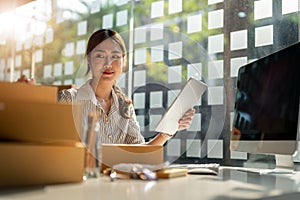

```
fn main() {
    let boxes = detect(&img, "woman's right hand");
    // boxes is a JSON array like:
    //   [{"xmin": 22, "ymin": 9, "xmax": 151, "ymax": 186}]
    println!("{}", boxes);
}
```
[{"xmin": 17, "ymin": 74, "xmax": 36, "ymax": 84}]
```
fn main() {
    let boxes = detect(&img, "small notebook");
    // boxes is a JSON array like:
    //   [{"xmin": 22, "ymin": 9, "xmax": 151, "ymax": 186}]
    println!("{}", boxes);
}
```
[{"xmin": 155, "ymin": 77, "xmax": 207, "ymax": 135}]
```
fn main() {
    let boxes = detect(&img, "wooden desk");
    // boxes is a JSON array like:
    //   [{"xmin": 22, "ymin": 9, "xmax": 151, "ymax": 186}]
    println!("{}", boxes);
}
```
[{"xmin": 1, "ymin": 167, "xmax": 300, "ymax": 200}]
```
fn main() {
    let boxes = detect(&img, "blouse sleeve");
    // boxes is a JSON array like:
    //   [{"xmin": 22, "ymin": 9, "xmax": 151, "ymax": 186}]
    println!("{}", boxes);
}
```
[
  {"xmin": 123, "ymin": 104, "xmax": 145, "ymax": 144},
  {"xmin": 57, "ymin": 89, "xmax": 76, "ymax": 103}
]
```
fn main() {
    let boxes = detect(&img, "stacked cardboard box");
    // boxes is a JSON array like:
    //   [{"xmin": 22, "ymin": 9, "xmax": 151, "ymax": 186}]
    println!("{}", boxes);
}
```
[{"xmin": 0, "ymin": 82, "xmax": 85, "ymax": 187}]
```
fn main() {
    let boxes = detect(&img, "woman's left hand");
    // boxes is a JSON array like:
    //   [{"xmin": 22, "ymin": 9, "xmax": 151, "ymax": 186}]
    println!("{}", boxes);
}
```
[
  {"xmin": 17, "ymin": 74, "xmax": 36, "ymax": 84},
  {"xmin": 178, "ymin": 108, "xmax": 195, "ymax": 131}
]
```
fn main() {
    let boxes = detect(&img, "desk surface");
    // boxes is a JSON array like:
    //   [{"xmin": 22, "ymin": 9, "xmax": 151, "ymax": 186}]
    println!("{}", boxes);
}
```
[{"xmin": 1, "ymin": 167, "xmax": 300, "ymax": 200}]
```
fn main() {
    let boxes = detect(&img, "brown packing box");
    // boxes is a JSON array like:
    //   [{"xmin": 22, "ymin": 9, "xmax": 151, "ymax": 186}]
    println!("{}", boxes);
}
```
[
  {"xmin": 0, "ymin": 81, "xmax": 58, "ymax": 103},
  {"xmin": 0, "ymin": 142, "xmax": 84, "ymax": 187},
  {"xmin": 101, "ymin": 144, "xmax": 164, "ymax": 172},
  {"xmin": 101, "ymin": 144, "xmax": 186, "ymax": 179},
  {"xmin": 0, "ymin": 82, "xmax": 85, "ymax": 187},
  {"xmin": 0, "ymin": 101, "xmax": 85, "ymax": 187},
  {"xmin": 0, "ymin": 100, "xmax": 82, "ymax": 143}
]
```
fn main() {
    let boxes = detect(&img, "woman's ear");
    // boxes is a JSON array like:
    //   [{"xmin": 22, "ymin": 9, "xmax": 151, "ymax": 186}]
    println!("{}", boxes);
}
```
[
  {"xmin": 85, "ymin": 56, "xmax": 92, "ymax": 76},
  {"xmin": 122, "ymin": 55, "xmax": 128, "ymax": 72},
  {"xmin": 87, "ymin": 56, "xmax": 91, "ymax": 66}
]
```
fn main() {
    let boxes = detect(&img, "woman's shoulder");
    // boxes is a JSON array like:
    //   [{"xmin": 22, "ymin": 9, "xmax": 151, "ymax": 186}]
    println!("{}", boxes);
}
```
[{"xmin": 57, "ymin": 88, "xmax": 78, "ymax": 103}]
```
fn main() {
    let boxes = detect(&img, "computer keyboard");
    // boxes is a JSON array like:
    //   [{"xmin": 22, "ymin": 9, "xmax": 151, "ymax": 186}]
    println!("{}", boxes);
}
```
[{"xmin": 167, "ymin": 163, "xmax": 220, "ymax": 175}]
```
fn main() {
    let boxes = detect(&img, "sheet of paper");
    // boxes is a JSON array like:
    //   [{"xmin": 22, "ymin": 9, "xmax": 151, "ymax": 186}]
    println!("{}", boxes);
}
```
[{"xmin": 154, "ymin": 77, "xmax": 207, "ymax": 135}]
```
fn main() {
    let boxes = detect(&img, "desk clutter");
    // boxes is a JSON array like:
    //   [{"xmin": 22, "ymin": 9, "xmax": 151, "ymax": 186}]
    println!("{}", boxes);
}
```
[
  {"xmin": 102, "ymin": 162, "xmax": 189, "ymax": 181},
  {"xmin": 101, "ymin": 162, "xmax": 220, "ymax": 181},
  {"xmin": 0, "ymin": 82, "xmax": 219, "ymax": 187},
  {"xmin": 0, "ymin": 82, "xmax": 85, "ymax": 187},
  {"xmin": 169, "ymin": 163, "xmax": 220, "ymax": 175},
  {"xmin": 100, "ymin": 144, "xmax": 219, "ymax": 180}
]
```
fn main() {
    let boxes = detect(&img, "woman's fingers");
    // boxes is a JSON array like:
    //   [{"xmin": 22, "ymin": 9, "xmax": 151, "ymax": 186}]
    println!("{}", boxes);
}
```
[
  {"xmin": 16, "ymin": 75, "xmax": 36, "ymax": 84},
  {"xmin": 178, "ymin": 108, "xmax": 195, "ymax": 131}
]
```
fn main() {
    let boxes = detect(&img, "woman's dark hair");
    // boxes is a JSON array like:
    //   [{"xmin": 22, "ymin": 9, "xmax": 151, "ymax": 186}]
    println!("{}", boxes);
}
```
[
  {"xmin": 85, "ymin": 29, "xmax": 127, "ymax": 75},
  {"xmin": 85, "ymin": 29, "xmax": 132, "ymax": 119}
]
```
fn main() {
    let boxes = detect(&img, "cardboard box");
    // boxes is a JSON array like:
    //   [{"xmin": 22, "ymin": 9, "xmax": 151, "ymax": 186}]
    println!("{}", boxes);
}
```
[
  {"xmin": 0, "ymin": 100, "xmax": 82, "ymax": 143},
  {"xmin": 0, "ymin": 142, "xmax": 84, "ymax": 187},
  {"xmin": 101, "ymin": 144, "xmax": 164, "ymax": 172},
  {"xmin": 0, "ymin": 100, "xmax": 85, "ymax": 187},
  {"xmin": 0, "ymin": 81, "xmax": 58, "ymax": 103},
  {"xmin": 0, "ymin": 83, "xmax": 85, "ymax": 187}
]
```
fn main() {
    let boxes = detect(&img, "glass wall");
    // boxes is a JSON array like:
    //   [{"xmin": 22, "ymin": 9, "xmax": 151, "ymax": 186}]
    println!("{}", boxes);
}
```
[{"xmin": 0, "ymin": 0, "xmax": 299, "ymax": 167}]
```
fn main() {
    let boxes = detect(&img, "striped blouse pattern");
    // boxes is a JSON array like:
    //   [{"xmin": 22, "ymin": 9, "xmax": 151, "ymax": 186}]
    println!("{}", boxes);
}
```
[{"xmin": 57, "ymin": 81, "xmax": 145, "ymax": 150}]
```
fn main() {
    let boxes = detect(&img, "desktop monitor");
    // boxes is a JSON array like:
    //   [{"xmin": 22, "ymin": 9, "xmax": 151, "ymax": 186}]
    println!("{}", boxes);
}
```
[{"xmin": 230, "ymin": 42, "xmax": 300, "ymax": 173}]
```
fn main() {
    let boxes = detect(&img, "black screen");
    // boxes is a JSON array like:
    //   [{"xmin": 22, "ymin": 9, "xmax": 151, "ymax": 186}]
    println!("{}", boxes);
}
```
[{"xmin": 232, "ymin": 42, "xmax": 300, "ymax": 141}]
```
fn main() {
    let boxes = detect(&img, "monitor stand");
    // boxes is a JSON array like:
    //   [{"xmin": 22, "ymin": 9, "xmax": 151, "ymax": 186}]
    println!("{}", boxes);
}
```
[
  {"xmin": 260, "ymin": 154, "xmax": 295, "ymax": 174},
  {"xmin": 238, "ymin": 154, "xmax": 295, "ymax": 175}
]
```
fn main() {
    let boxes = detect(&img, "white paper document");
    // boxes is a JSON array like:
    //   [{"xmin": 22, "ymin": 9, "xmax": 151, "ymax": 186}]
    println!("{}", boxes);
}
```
[{"xmin": 154, "ymin": 77, "xmax": 207, "ymax": 135}]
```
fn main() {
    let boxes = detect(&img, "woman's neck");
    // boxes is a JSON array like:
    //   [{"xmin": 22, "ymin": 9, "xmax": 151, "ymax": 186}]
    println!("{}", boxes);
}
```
[{"xmin": 90, "ymin": 80, "xmax": 113, "ymax": 99}]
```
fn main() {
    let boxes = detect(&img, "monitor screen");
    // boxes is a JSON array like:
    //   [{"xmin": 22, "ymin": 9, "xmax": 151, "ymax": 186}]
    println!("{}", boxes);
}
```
[{"xmin": 231, "ymin": 42, "xmax": 300, "ymax": 156}]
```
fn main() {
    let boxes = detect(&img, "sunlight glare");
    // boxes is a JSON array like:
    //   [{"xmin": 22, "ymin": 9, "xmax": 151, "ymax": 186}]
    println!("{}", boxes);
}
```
[{"xmin": 0, "ymin": 1, "xmax": 47, "ymax": 43}]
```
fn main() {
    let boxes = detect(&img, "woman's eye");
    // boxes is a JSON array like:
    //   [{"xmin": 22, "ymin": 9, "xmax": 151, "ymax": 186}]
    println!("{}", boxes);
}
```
[
  {"xmin": 96, "ymin": 54, "xmax": 105, "ymax": 58},
  {"xmin": 112, "ymin": 55, "xmax": 121, "ymax": 59}
]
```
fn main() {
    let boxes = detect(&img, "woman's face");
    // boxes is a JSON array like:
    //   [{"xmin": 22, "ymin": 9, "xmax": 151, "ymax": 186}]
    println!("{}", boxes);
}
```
[{"xmin": 88, "ymin": 38, "xmax": 124, "ymax": 85}]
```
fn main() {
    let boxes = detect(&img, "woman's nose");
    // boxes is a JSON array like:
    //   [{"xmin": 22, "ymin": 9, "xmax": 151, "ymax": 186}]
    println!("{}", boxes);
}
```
[{"xmin": 104, "ymin": 57, "xmax": 113, "ymax": 67}]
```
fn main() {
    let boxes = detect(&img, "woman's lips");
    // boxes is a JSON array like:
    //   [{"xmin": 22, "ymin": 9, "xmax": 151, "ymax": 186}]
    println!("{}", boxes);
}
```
[{"xmin": 103, "ymin": 71, "xmax": 114, "ymax": 75}]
